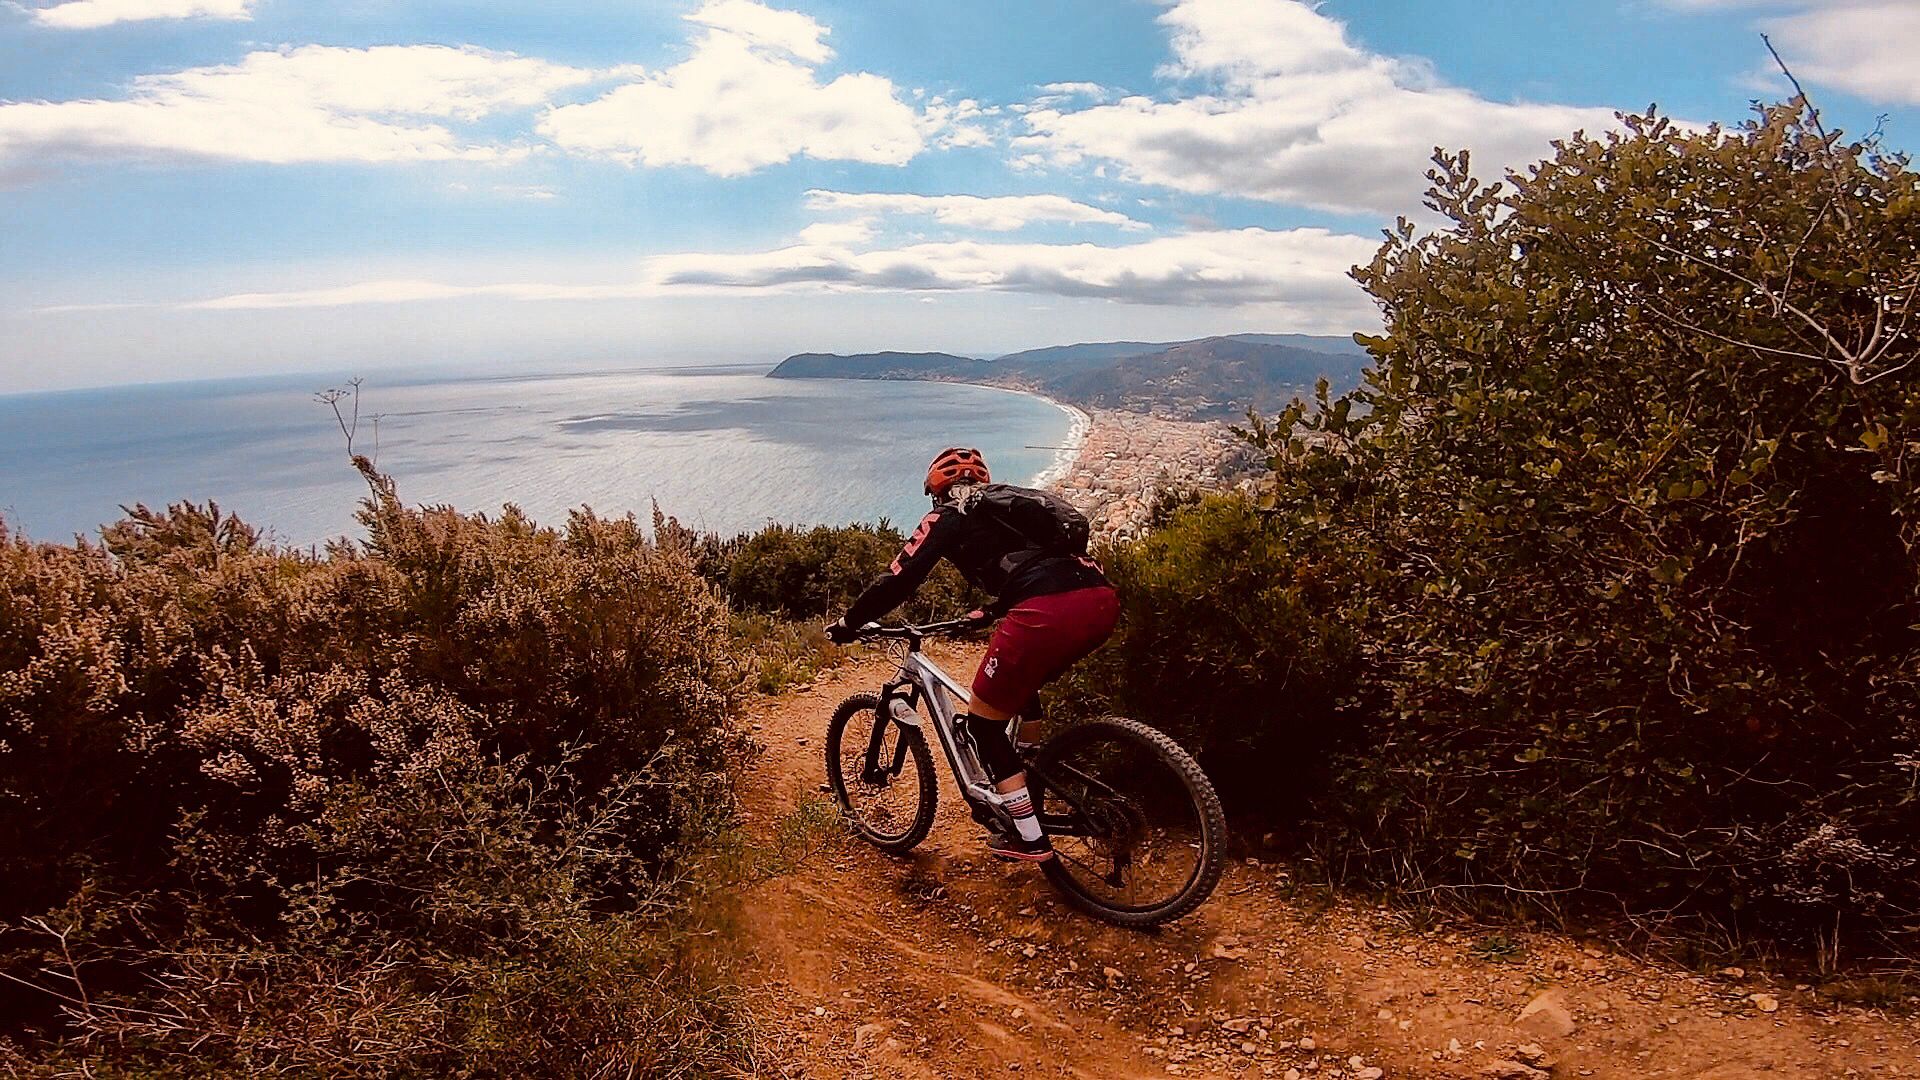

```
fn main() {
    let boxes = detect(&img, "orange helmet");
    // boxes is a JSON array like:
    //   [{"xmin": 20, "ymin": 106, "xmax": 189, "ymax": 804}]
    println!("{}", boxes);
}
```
[{"xmin": 925, "ymin": 446, "xmax": 990, "ymax": 498}]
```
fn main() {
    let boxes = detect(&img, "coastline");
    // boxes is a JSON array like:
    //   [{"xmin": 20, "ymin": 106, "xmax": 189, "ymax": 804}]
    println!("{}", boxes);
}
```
[
  {"xmin": 1026, "ymin": 394, "xmax": 1092, "ymax": 491},
  {"xmin": 923, "ymin": 378, "xmax": 1247, "ymax": 543},
  {"xmin": 942, "ymin": 380, "xmax": 1091, "ymax": 490}
]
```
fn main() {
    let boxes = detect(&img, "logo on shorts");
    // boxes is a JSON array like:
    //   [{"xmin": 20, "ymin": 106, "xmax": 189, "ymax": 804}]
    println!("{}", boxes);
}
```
[{"xmin": 984, "ymin": 656, "xmax": 999, "ymax": 679}]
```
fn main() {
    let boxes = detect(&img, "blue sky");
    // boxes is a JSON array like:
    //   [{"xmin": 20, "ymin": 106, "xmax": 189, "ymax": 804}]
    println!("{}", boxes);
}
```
[{"xmin": 2, "ymin": 0, "xmax": 1915, "ymax": 392}]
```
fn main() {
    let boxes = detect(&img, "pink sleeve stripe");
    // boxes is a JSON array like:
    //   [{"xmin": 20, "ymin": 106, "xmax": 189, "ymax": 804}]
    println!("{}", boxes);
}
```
[{"xmin": 889, "ymin": 511, "xmax": 940, "ymax": 575}]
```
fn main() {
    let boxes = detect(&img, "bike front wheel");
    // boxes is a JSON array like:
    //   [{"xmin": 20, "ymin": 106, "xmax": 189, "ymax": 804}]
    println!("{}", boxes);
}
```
[
  {"xmin": 1029, "ymin": 717, "xmax": 1226, "ymax": 927},
  {"xmin": 824, "ymin": 693, "xmax": 937, "ymax": 854}
]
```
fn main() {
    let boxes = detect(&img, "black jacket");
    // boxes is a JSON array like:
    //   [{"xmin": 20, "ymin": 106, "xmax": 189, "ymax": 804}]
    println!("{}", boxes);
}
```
[{"xmin": 842, "ymin": 499, "xmax": 1108, "ymax": 628}]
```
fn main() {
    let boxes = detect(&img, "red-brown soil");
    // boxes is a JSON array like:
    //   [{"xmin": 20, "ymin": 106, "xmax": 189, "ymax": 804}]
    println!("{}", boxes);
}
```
[{"xmin": 718, "ymin": 646, "xmax": 1919, "ymax": 1079}]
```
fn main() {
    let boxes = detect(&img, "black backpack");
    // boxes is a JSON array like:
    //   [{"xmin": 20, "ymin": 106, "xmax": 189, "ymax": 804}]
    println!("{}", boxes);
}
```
[{"xmin": 962, "ymin": 483, "xmax": 1091, "ymax": 569}]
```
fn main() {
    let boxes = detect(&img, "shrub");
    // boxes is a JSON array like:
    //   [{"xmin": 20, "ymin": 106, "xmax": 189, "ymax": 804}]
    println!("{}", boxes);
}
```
[
  {"xmin": 1305, "ymin": 102, "xmax": 1920, "ymax": 946},
  {"xmin": 648, "ymin": 511, "xmax": 981, "ymax": 699},
  {"xmin": 726, "ymin": 612, "xmax": 854, "ymax": 696},
  {"xmin": 689, "ymin": 517, "xmax": 979, "ymax": 623},
  {"xmin": 4, "ymin": 756, "xmax": 753, "ymax": 1077},
  {"xmin": 1065, "ymin": 101, "xmax": 1920, "ymax": 952},
  {"xmin": 1046, "ymin": 496, "xmax": 1363, "ymax": 813},
  {"xmin": 0, "ymin": 465, "xmax": 751, "ymax": 1073},
  {"xmin": 722, "ymin": 521, "xmax": 904, "ymax": 618}
]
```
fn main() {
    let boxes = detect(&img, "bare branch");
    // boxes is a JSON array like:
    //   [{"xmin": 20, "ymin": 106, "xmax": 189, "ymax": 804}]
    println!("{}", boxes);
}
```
[
  {"xmin": 1634, "ymin": 228, "xmax": 1857, "ymax": 356},
  {"xmin": 1763, "ymin": 33, "xmax": 1856, "ymax": 233},
  {"xmin": 1641, "ymin": 301, "xmax": 1833, "ymax": 364}
]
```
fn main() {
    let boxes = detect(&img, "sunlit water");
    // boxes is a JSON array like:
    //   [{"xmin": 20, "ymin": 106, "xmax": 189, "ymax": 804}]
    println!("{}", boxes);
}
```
[{"xmin": 0, "ymin": 365, "xmax": 1075, "ymax": 547}]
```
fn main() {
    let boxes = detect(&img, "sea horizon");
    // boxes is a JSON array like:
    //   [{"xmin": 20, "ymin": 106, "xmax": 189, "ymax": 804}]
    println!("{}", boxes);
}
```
[{"xmin": 0, "ymin": 364, "xmax": 1081, "ymax": 548}]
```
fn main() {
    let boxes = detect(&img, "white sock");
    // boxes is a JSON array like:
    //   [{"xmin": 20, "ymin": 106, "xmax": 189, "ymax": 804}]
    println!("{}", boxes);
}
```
[{"xmin": 1001, "ymin": 786, "xmax": 1043, "ymax": 841}]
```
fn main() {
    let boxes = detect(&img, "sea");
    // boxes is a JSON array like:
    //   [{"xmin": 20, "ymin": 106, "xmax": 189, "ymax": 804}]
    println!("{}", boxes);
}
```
[{"xmin": 0, "ymin": 365, "xmax": 1082, "ymax": 548}]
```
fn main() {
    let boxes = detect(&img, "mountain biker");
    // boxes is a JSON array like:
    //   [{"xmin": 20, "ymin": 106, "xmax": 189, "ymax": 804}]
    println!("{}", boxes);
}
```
[{"xmin": 825, "ymin": 446, "xmax": 1119, "ymax": 863}]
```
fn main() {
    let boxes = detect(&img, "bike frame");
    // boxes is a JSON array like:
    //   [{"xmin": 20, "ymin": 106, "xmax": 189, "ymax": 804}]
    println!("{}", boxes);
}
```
[
  {"xmin": 876, "ymin": 642, "xmax": 1002, "ymax": 812},
  {"xmin": 839, "ymin": 621, "xmax": 1224, "ymax": 924},
  {"xmin": 861, "ymin": 627, "xmax": 1088, "ymax": 835}
]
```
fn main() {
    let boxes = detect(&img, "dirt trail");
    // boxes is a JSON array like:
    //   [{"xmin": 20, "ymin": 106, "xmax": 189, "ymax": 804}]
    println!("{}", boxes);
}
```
[{"xmin": 722, "ymin": 646, "xmax": 1919, "ymax": 1079}]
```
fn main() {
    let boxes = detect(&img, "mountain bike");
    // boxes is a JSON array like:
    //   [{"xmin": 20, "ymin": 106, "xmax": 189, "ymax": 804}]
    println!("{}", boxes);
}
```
[{"xmin": 823, "ymin": 618, "xmax": 1226, "ymax": 927}]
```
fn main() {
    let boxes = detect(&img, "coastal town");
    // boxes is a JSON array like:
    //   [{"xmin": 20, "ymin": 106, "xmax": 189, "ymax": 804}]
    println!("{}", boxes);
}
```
[{"xmin": 1049, "ymin": 407, "xmax": 1257, "ymax": 542}]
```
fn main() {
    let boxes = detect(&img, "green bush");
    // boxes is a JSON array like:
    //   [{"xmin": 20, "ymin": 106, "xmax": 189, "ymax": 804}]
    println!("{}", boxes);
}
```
[
  {"xmin": 647, "ymin": 512, "xmax": 981, "ymax": 700},
  {"xmin": 1047, "ymin": 496, "xmax": 1362, "ymax": 812},
  {"xmin": 0, "ymin": 467, "xmax": 751, "ymax": 1073},
  {"xmin": 685, "ymin": 517, "xmax": 979, "ymax": 623},
  {"xmin": 1064, "ymin": 101, "xmax": 1920, "ymax": 951},
  {"xmin": 722, "ymin": 521, "xmax": 903, "ymax": 618}
]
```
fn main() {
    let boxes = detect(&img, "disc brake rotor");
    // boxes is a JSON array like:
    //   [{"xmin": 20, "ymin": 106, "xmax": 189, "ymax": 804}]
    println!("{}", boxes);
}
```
[{"xmin": 1077, "ymin": 794, "xmax": 1149, "ymax": 886}]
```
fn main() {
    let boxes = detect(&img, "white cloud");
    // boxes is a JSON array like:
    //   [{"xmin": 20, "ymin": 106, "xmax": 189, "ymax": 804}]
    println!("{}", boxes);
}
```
[
  {"xmin": 1014, "ymin": 0, "xmax": 1624, "ymax": 216},
  {"xmin": 181, "ymin": 277, "xmax": 661, "ymax": 309},
  {"xmin": 921, "ymin": 95, "xmax": 998, "ymax": 149},
  {"xmin": 495, "ymin": 184, "xmax": 559, "ymax": 200},
  {"xmin": 149, "ymin": 226, "xmax": 1379, "ymax": 315},
  {"xmin": 26, "ymin": 0, "xmax": 250, "ymax": 29},
  {"xmin": 1159, "ymin": 0, "xmax": 1362, "ymax": 81},
  {"xmin": 1037, "ymin": 82, "xmax": 1111, "ymax": 99},
  {"xmin": 650, "ymin": 227, "xmax": 1374, "ymax": 308},
  {"xmin": 4, "ymin": 3, "xmax": 975, "ymax": 178},
  {"xmin": 685, "ymin": 0, "xmax": 832, "ymax": 64},
  {"xmin": 538, "ymin": 0, "xmax": 929, "ymax": 175},
  {"xmin": 1032, "ymin": 82, "xmax": 1114, "ymax": 109},
  {"xmin": 797, "ymin": 219, "xmax": 876, "ymax": 246},
  {"xmin": 1761, "ymin": 3, "xmax": 1920, "ymax": 106},
  {"xmin": 1656, "ymin": 0, "xmax": 1920, "ymax": 106},
  {"xmin": 191, "ymin": 280, "xmax": 515, "ymax": 310},
  {"xmin": 146, "ymin": 44, "xmax": 612, "ymax": 121},
  {"xmin": 0, "ymin": 45, "xmax": 613, "ymax": 166},
  {"xmin": 803, "ymin": 190, "xmax": 1147, "ymax": 231}
]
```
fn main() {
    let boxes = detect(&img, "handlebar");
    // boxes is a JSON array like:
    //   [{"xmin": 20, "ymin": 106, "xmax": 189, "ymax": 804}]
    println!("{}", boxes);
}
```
[{"xmin": 854, "ymin": 616, "xmax": 987, "ymax": 641}]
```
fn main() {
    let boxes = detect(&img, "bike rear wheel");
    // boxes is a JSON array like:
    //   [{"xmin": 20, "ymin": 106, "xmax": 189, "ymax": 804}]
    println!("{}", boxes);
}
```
[
  {"xmin": 1029, "ymin": 717, "xmax": 1225, "ymax": 927},
  {"xmin": 825, "ymin": 693, "xmax": 937, "ymax": 854}
]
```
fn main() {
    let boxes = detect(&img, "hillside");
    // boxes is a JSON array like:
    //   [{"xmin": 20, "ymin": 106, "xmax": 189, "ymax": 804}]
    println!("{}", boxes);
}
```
[
  {"xmin": 989, "ymin": 332, "xmax": 1366, "ymax": 366},
  {"xmin": 1043, "ymin": 337, "xmax": 1366, "ymax": 415},
  {"xmin": 766, "ymin": 333, "xmax": 1372, "ymax": 418},
  {"xmin": 765, "ymin": 350, "xmax": 991, "ymax": 380}
]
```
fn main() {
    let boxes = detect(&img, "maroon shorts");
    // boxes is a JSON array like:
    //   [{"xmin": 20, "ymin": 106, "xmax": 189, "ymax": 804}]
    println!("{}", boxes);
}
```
[{"xmin": 971, "ymin": 586, "xmax": 1120, "ymax": 715}]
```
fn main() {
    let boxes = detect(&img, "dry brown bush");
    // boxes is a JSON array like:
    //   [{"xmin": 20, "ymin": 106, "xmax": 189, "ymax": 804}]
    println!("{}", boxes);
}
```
[{"xmin": 1, "ymin": 465, "xmax": 755, "ymax": 1075}]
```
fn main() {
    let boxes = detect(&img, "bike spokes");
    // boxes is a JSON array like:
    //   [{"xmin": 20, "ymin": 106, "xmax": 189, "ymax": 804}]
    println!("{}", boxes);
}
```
[
  {"xmin": 1035, "ymin": 725, "xmax": 1211, "ymax": 916},
  {"xmin": 827, "ymin": 693, "xmax": 937, "ymax": 851}
]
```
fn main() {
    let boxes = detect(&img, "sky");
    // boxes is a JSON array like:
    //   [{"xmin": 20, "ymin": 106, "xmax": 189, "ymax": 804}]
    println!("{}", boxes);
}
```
[{"xmin": 1, "ymin": 0, "xmax": 1916, "ymax": 392}]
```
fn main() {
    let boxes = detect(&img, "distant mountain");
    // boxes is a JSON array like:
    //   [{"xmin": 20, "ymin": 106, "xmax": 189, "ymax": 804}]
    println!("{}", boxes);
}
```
[
  {"xmin": 989, "ymin": 341, "xmax": 1173, "ymax": 366},
  {"xmin": 1220, "ymin": 333, "xmax": 1368, "ymax": 356},
  {"xmin": 1038, "ymin": 337, "xmax": 1367, "ymax": 417},
  {"xmin": 989, "ymin": 332, "xmax": 1363, "ymax": 366},
  {"xmin": 768, "ymin": 333, "xmax": 1373, "ymax": 419},
  {"xmin": 765, "ymin": 351, "xmax": 989, "ymax": 379}
]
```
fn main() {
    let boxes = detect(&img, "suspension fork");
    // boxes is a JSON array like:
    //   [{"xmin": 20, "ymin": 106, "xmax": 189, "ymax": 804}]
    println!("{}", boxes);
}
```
[{"xmin": 862, "ymin": 677, "xmax": 917, "ymax": 783}]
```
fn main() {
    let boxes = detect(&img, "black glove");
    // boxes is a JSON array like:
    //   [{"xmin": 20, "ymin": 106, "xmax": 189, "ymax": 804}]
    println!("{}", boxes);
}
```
[
  {"xmin": 959, "ymin": 608, "xmax": 994, "ymax": 636},
  {"xmin": 824, "ymin": 619, "xmax": 858, "ymax": 644}
]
